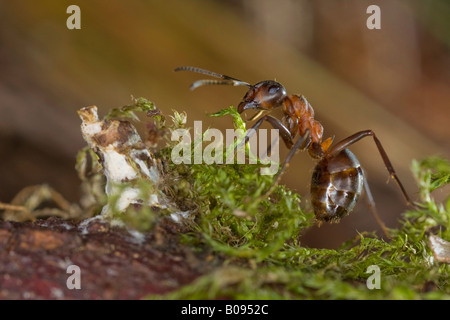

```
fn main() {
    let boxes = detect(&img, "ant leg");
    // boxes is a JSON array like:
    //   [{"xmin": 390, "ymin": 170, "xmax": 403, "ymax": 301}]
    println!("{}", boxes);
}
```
[
  {"xmin": 252, "ymin": 115, "xmax": 294, "ymax": 149},
  {"xmin": 326, "ymin": 130, "xmax": 414, "ymax": 207},
  {"xmin": 259, "ymin": 133, "xmax": 280, "ymax": 160},
  {"xmin": 274, "ymin": 129, "xmax": 311, "ymax": 183},
  {"xmin": 227, "ymin": 115, "xmax": 295, "ymax": 163},
  {"xmin": 264, "ymin": 130, "xmax": 311, "ymax": 197},
  {"xmin": 247, "ymin": 110, "xmax": 265, "ymax": 122},
  {"xmin": 362, "ymin": 169, "xmax": 391, "ymax": 238}
]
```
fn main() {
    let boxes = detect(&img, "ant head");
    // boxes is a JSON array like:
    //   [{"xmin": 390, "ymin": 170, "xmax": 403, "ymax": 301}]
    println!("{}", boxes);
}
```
[
  {"xmin": 175, "ymin": 67, "xmax": 288, "ymax": 114},
  {"xmin": 238, "ymin": 80, "xmax": 287, "ymax": 113}
]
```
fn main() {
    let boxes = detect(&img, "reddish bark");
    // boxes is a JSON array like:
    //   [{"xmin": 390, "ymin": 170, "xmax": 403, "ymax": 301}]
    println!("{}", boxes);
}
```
[{"xmin": 0, "ymin": 217, "xmax": 207, "ymax": 299}]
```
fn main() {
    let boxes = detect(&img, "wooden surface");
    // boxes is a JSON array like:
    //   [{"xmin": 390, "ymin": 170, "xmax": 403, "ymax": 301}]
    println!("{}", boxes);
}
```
[{"xmin": 0, "ymin": 217, "xmax": 205, "ymax": 299}]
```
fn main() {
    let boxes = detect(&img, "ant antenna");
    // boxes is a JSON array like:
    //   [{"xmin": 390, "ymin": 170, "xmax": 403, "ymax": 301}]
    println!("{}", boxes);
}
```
[{"xmin": 175, "ymin": 66, "xmax": 251, "ymax": 91}]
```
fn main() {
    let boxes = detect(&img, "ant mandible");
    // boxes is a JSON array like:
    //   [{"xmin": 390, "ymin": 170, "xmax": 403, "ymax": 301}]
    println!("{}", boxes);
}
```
[{"xmin": 175, "ymin": 66, "xmax": 415, "ymax": 237}]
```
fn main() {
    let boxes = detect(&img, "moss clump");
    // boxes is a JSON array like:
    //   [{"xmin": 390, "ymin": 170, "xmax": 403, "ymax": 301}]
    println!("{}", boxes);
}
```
[
  {"xmin": 151, "ymin": 152, "xmax": 450, "ymax": 299},
  {"xmin": 152, "ymin": 103, "xmax": 450, "ymax": 299},
  {"xmin": 155, "ymin": 105, "xmax": 314, "ymax": 260},
  {"xmin": 78, "ymin": 97, "xmax": 450, "ymax": 299},
  {"xmin": 175, "ymin": 162, "xmax": 314, "ymax": 260}
]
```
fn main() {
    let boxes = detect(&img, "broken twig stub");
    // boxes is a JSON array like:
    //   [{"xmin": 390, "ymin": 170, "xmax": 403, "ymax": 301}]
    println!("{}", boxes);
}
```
[{"xmin": 78, "ymin": 106, "xmax": 169, "ymax": 216}]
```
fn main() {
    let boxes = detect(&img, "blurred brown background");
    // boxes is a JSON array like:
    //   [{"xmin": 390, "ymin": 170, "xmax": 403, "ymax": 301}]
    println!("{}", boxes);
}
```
[{"xmin": 0, "ymin": 0, "xmax": 449, "ymax": 248}]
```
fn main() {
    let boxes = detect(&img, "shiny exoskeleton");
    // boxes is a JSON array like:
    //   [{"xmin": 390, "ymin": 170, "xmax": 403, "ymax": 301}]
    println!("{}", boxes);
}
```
[
  {"xmin": 311, "ymin": 148, "xmax": 363, "ymax": 222},
  {"xmin": 175, "ymin": 66, "xmax": 414, "ymax": 235}
]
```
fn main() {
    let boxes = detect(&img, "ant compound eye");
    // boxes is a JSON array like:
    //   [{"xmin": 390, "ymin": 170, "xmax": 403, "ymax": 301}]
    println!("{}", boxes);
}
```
[
  {"xmin": 268, "ymin": 85, "xmax": 279, "ymax": 94},
  {"xmin": 238, "ymin": 80, "xmax": 287, "ymax": 112},
  {"xmin": 263, "ymin": 81, "xmax": 287, "ymax": 103}
]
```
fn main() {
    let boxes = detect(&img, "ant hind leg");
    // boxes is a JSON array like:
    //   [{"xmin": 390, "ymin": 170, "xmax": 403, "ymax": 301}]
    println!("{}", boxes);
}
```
[
  {"xmin": 326, "ymin": 130, "xmax": 415, "ymax": 208},
  {"xmin": 362, "ymin": 169, "xmax": 391, "ymax": 238}
]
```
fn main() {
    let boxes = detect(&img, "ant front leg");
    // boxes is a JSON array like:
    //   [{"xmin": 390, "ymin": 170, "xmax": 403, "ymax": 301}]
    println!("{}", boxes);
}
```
[
  {"xmin": 326, "ymin": 130, "xmax": 415, "ymax": 208},
  {"xmin": 228, "ymin": 115, "xmax": 295, "ymax": 163},
  {"xmin": 229, "ymin": 115, "xmax": 311, "ymax": 197}
]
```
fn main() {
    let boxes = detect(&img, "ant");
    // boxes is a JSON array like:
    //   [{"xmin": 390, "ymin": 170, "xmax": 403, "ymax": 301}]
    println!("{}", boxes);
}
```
[{"xmin": 175, "ymin": 66, "xmax": 415, "ymax": 237}]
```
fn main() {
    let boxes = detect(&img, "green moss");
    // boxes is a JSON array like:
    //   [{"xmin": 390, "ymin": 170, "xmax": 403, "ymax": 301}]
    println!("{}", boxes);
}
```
[
  {"xmin": 156, "ymin": 105, "xmax": 314, "ymax": 260},
  {"xmin": 104, "ymin": 96, "xmax": 157, "ymax": 121},
  {"xmin": 151, "ymin": 105, "xmax": 450, "ymax": 300},
  {"xmin": 81, "ymin": 98, "xmax": 450, "ymax": 299}
]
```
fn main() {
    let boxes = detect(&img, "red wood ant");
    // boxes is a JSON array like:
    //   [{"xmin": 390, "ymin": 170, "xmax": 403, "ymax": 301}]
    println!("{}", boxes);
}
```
[{"xmin": 175, "ymin": 66, "xmax": 415, "ymax": 237}]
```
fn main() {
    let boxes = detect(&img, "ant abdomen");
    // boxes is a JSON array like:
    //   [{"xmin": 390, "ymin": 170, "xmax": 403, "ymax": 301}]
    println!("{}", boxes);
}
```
[{"xmin": 311, "ymin": 149, "xmax": 364, "ymax": 223}]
